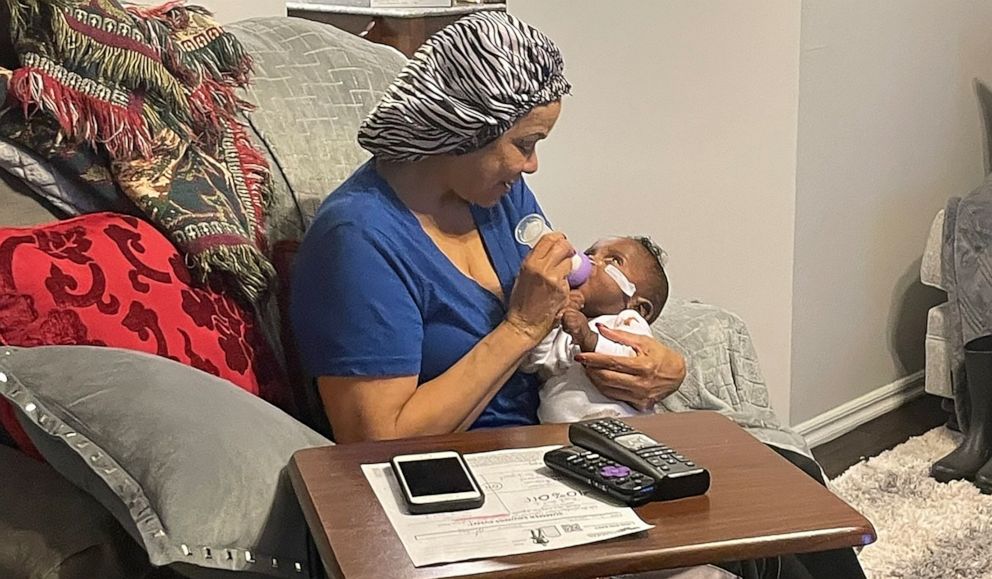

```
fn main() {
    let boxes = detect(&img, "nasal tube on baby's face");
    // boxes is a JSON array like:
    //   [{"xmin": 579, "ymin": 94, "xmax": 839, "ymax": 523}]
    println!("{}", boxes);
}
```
[{"xmin": 515, "ymin": 214, "xmax": 590, "ymax": 288}]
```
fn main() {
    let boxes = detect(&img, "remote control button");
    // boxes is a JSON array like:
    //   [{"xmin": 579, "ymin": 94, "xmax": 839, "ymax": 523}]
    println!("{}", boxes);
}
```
[
  {"xmin": 599, "ymin": 465, "xmax": 632, "ymax": 478},
  {"xmin": 648, "ymin": 457, "xmax": 664, "ymax": 465},
  {"xmin": 661, "ymin": 465, "xmax": 670, "ymax": 471},
  {"xmin": 686, "ymin": 462, "xmax": 696, "ymax": 467}
]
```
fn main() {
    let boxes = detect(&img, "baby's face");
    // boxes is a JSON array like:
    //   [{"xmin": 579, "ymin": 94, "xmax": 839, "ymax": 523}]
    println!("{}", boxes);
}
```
[{"xmin": 576, "ymin": 237, "xmax": 654, "ymax": 318}]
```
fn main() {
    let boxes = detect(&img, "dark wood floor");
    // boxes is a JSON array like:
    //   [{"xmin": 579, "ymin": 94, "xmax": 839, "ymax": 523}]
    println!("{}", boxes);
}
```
[{"xmin": 812, "ymin": 394, "xmax": 950, "ymax": 478}]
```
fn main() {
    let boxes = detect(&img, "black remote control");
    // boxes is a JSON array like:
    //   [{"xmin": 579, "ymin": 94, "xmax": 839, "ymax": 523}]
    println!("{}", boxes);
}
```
[
  {"xmin": 569, "ymin": 418, "xmax": 710, "ymax": 501},
  {"xmin": 544, "ymin": 446, "xmax": 658, "ymax": 507}
]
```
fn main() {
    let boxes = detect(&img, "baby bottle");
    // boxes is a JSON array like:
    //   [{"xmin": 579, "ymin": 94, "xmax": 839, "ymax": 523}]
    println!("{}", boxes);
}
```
[{"xmin": 514, "ymin": 213, "xmax": 592, "ymax": 288}]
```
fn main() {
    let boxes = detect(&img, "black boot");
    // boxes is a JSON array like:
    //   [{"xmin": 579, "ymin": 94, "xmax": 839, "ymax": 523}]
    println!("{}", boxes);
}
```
[
  {"xmin": 931, "ymin": 336, "xmax": 992, "ymax": 482},
  {"xmin": 975, "ymin": 455, "xmax": 992, "ymax": 493}
]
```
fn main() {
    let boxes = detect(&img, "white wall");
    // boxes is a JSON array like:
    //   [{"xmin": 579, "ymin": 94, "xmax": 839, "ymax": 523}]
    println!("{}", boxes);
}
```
[
  {"xmin": 791, "ymin": 0, "xmax": 992, "ymax": 423},
  {"xmin": 197, "ymin": 0, "xmax": 284, "ymax": 23},
  {"xmin": 510, "ymin": 0, "xmax": 802, "ymax": 422}
]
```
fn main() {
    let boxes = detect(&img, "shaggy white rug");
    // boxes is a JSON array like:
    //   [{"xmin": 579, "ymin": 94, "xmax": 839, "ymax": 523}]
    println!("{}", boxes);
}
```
[{"xmin": 829, "ymin": 427, "xmax": 992, "ymax": 579}]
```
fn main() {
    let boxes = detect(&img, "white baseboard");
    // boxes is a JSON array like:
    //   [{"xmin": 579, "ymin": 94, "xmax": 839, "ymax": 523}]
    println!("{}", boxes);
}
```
[{"xmin": 793, "ymin": 371, "xmax": 926, "ymax": 448}]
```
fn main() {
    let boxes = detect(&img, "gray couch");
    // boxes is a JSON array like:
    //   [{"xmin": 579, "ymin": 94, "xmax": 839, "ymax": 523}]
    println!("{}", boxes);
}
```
[
  {"xmin": 920, "ymin": 79, "xmax": 992, "ymax": 401},
  {"xmin": 921, "ymin": 79, "xmax": 992, "ymax": 406},
  {"xmin": 0, "ymin": 16, "xmax": 810, "ymax": 579}
]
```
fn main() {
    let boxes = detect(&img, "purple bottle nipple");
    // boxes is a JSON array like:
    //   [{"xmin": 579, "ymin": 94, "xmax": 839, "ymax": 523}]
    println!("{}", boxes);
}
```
[
  {"xmin": 567, "ymin": 252, "xmax": 592, "ymax": 288},
  {"xmin": 515, "ymin": 213, "xmax": 591, "ymax": 288}
]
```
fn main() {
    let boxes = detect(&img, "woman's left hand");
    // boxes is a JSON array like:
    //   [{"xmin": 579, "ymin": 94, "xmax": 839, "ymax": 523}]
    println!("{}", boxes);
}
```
[{"xmin": 574, "ymin": 325, "xmax": 686, "ymax": 411}]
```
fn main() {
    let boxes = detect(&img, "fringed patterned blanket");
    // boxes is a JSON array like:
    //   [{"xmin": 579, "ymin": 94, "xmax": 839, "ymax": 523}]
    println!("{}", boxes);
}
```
[{"xmin": 0, "ymin": 0, "xmax": 273, "ymax": 303}]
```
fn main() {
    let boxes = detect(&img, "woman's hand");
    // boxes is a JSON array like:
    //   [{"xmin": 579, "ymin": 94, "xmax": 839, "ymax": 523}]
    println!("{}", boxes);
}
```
[
  {"xmin": 575, "ymin": 325, "xmax": 686, "ymax": 410},
  {"xmin": 505, "ymin": 232, "xmax": 574, "ymax": 343}
]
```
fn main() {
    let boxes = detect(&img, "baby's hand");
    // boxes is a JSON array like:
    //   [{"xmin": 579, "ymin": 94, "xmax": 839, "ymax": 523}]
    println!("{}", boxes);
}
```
[
  {"xmin": 561, "ymin": 308, "xmax": 598, "ymax": 352},
  {"xmin": 566, "ymin": 290, "xmax": 585, "ymax": 311}
]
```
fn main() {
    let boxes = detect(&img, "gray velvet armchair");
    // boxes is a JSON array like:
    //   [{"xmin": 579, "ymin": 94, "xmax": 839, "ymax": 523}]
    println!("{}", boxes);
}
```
[
  {"xmin": 922, "ymin": 80, "xmax": 992, "ymax": 406},
  {"xmin": 0, "ymin": 16, "xmax": 809, "ymax": 579}
]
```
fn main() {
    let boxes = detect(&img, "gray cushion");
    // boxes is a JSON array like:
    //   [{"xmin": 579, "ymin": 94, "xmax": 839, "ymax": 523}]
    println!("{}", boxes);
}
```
[
  {"xmin": 0, "ymin": 170, "xmax": 60, "ymax": 227},
  {"xmin": 0, "ymin": 346, "xmax": 331, "ymax": 578},
  {"xmin": 228, "ymin": 17, "xmax": 406, "ymax": 237},
  {"xmin": 0, "ymin": 444, "xmax": 155, "ymax": 579},
  {"xmin": 0, "ymin": 136, "xmax": 126, "ymax": 218}
]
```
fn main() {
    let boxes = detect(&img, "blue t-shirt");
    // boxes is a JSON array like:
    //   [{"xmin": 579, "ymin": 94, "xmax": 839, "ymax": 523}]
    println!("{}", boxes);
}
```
[{"xmin": 290, "ymin": 160, "xmax": 545, "ymax": 429}]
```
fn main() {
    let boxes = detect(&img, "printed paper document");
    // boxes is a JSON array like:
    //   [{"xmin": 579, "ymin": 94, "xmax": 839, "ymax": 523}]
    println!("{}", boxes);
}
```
[{"xmin": 361, "ymin": 445, "xmax": 652, "ymax": 567}]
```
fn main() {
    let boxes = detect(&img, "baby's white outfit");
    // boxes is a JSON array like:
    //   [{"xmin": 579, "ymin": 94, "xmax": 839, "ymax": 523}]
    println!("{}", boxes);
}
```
[{"xmin": 522, "ymin": 309, "xmax": 653, "ymax": 424}]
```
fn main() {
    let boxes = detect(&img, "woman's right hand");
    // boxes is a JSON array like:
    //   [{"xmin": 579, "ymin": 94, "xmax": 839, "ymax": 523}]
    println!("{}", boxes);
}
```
[{"xmin": 505, "ymin": 232, "xmax": 575, "ymax": 343}]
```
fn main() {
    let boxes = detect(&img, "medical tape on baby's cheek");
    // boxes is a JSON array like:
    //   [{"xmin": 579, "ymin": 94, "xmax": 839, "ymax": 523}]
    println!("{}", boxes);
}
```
[{"xmin": 604, "ymin": 264, "xmax": 636, "ymax": 297}]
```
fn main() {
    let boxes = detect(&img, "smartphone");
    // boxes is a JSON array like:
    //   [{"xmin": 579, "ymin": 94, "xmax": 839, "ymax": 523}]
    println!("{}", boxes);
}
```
[{"xmin": 390, "ymin": 450, "xmax": 485, "ymax": 514}]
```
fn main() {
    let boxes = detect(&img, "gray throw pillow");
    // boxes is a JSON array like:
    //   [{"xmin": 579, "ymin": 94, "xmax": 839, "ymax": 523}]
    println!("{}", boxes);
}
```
[{"xmin": 0, "ymin": 345, "xmax": 331, "ymax": 578}]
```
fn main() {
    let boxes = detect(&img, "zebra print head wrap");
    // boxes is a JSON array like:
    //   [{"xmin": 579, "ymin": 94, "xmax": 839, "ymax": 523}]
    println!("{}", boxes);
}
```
[{"xmin": 358, "ymin": 12, "xmax": 571, "ymax": 162}]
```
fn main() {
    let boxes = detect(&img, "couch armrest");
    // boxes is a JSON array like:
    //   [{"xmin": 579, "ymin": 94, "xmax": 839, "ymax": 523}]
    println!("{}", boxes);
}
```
[
  {"xmin": 651, "ymin": 298, "xmax": 811, "ymax": 458},
  {"xmin": 0, "ymin": 445, "xmax": 153, "ymax": 579},
  {"xmin": 921, "ymin": 209, "xmax": 945, "ymax": 289}
]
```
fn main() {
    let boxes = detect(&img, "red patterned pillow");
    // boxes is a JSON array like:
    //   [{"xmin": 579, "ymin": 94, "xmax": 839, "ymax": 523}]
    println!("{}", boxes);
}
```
[{"xmin": 0, "ymin": 212, "xmax": 291, "ymax": 458}]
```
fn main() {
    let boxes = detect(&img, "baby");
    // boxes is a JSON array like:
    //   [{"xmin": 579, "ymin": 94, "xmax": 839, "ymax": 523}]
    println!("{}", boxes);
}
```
[{"xmin": 522, "ymin": 236, "xmax": 670, "ymax": 423}]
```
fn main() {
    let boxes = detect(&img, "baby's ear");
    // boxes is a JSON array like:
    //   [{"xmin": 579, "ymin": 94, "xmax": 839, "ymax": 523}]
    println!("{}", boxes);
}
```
[{"xmin": 631, "ymin": 296, "xmax": 654, "ymax": 322}]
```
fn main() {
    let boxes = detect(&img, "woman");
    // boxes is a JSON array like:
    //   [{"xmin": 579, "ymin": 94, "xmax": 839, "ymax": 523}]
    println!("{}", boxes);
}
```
[
  {"xmin": 290, "ymin": 12, "xmax": 684, "ymax": 443},
  {"xmin": 290, "ymin": 13, "xmax": 864, "ymax": 579}
]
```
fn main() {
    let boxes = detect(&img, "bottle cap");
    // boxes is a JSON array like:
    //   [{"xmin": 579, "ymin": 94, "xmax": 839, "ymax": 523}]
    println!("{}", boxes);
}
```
[{"xmin": 514, "ymin": 213, "xmax": 551, "ymax": 248}]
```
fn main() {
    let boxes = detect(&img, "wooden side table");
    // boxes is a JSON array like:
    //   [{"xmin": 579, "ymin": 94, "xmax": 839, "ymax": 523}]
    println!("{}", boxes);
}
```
[
  {"xmin": 286, "ymin": 2, "xmax": 507, "ymax": 57},
  {"xmin": 290, "ymin": 411, "xmax": 875, "ymax": 578}
]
